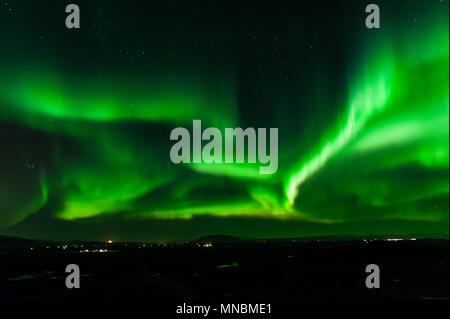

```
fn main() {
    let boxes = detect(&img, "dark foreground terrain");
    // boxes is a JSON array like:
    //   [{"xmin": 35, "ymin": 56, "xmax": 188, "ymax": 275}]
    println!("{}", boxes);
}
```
[{"xmin": 0, "ymin": 237, "xmax": 448, "ymax": 300}]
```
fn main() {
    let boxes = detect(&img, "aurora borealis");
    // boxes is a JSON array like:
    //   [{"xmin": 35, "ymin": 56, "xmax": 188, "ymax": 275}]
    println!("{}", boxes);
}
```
[{"xmin": 0, "ymin": 0, "xmax": 448, "ymax": 241}]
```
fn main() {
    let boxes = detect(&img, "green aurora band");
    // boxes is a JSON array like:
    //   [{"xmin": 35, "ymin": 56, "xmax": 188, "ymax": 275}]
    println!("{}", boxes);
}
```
[{"xmin": 0, "ymin": 0, "xmax": 448, "ymax": 239}]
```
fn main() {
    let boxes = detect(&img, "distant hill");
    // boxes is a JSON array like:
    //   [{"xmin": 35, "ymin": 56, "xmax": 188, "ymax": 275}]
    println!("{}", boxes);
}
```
[
  {"xmin": 0, "ymin": 235, "xmax": 36, "ymax": 251},
  {"xmin": 193, "ymin": 235, "xmax": 241, "ymax": 244}
]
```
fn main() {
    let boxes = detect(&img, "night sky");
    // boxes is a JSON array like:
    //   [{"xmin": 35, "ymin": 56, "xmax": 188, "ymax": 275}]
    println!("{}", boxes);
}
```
[{"xmin": 0, "ymin": 0, "xmax": 448, "ymax": 242}]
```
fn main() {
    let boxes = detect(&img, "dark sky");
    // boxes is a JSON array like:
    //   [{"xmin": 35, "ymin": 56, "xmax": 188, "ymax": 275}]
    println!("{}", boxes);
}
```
[{"xmin": 0, "ymin": 0, "xmax": 448, "ymax": 241}]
